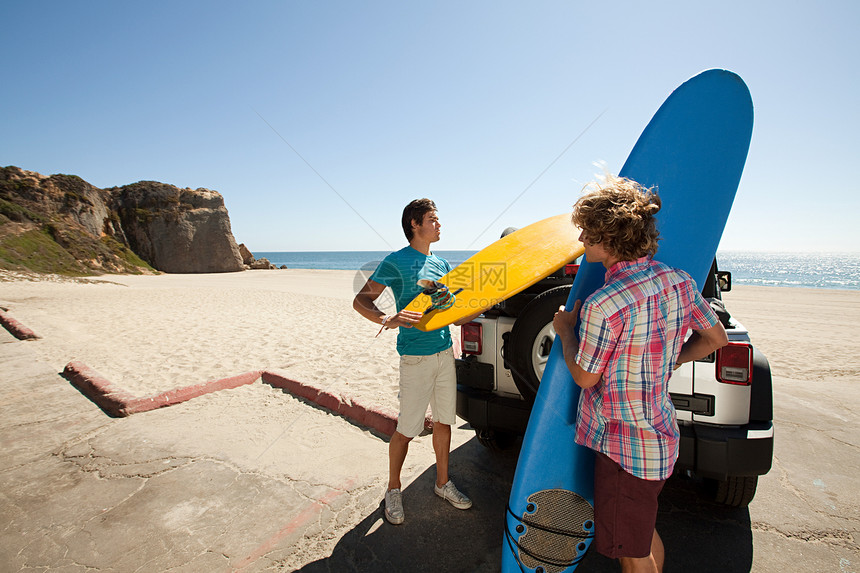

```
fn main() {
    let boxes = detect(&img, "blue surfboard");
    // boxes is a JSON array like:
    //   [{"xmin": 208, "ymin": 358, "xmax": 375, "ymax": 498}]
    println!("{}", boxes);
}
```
[{"xmin": 502, "ymin": 69, "xmax": 753, "ymax": 572}]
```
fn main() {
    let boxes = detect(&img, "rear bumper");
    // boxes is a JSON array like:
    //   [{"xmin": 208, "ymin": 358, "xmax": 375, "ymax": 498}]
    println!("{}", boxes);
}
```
[
  {"xmin": 456, "ymin": 383, "xmax": 531, "ymax": 435},
  {"xmin": 676, "ymin": 421, "xmax": 774, "ymax": 481},
  {"xmin": 455, "ymin": 356, "xmax": 531, "ymax": 434}
]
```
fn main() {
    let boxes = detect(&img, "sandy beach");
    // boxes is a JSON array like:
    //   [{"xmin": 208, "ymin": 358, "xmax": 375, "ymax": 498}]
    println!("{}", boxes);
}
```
[
  {"xmin": 0, "ymin": 269, "xmax": 427, "ymax": 417},
  {"xmin": 1, "ymin": 268, "xmax": 857, "ymax": 404}
]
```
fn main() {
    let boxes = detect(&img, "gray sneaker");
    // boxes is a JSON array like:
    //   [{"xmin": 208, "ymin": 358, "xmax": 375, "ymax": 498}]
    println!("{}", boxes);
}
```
[
  {"xmin": 384, "ymin": 488, "xmax": 404, "ymax": 525},
  {"xmin": 434, "ymin": 480, "xmax": 472, "ymax": 510}
]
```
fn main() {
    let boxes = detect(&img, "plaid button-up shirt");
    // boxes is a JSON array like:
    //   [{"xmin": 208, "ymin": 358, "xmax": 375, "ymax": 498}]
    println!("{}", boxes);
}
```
[{"xmin": 574, "ymin": 257, "xmax": 718, "ymax": 481}]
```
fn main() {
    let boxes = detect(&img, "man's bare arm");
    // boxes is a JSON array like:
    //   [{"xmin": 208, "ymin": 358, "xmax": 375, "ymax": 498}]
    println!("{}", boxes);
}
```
[
  {"xmin": 553, "ymin": 301, "xmax": 603, "ymax": 389},
  {"xmin": 353, "ymin": 279, "xmax": 421, "ymax": 328},
  {"xmin": 675, "ymin": 322, "xmax": 729, "ymax": 367}
]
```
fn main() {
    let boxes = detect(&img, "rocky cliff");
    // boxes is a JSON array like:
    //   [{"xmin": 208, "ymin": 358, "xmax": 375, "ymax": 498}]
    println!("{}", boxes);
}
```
[
  {"xmin": 0, "ymin": 166, "xmax": 245, "ymax": 274},
  {"xmin": 108, "ymin": 181, "xmax": 244, "ymax": 273}
]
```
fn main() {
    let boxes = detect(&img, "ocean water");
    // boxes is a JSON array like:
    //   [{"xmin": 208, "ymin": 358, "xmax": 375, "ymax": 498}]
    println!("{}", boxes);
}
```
[
  {"xmin": 254, "ymin": 251, "xmax": 860, "ymax": 291},
  {"xmin": 255, "ymin": 251, "xmax": 478, "ymax": 272},
  {"xmin": 716, "ymin": 251, "xmax": 860, "ymax": 291}
]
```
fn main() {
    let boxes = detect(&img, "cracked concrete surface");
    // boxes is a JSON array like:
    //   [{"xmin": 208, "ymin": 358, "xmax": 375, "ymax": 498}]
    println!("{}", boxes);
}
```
[
  {"xmin": 0, "ymin": 329, "xmax": 435, "ymax": 571},
  {"xmin": 2, "ymin": 321, "xmax": 859, "ymax": 571}
]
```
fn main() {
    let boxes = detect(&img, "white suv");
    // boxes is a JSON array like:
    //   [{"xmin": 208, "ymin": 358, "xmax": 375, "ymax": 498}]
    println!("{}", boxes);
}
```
[{"xmin": 455, "ymin": 258, "xmax": 774, "ymax": 507}]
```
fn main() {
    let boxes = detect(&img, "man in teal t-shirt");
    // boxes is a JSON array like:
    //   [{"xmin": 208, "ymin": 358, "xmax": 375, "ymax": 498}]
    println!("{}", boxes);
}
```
[
  {"xmin": 369, "ymin": 246, "xmax": 452, "ymax": 356},
  {"xmin": 354, "ymin": 198, "xmax": 473, "ymax": 525}
]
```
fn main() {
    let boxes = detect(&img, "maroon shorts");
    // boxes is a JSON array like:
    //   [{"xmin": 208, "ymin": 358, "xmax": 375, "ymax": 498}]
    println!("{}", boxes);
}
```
[{"xmin": 593, "ymin": 452, "xmax": 666, "ymax": 559}]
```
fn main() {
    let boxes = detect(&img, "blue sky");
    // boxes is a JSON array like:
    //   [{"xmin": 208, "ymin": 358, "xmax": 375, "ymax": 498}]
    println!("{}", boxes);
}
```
[{"xmin": 2, "ymin": 1, "xmax": 857, "ymax": 252}]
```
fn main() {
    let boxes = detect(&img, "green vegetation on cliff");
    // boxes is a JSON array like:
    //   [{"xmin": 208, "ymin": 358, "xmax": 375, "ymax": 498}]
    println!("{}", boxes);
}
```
[
  {"xmin": 0, "ymin": 174, "xmax": 156, "ymax": 276},
  {"xmin": 0, "ymin": 227, "xmax": 88, "ymax": 275},
  {"xmin": 0, "ymin": 222, "xmax": 155, "ymax": 276}
]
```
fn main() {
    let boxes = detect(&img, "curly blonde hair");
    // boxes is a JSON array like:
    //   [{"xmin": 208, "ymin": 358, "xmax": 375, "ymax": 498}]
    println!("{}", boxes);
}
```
[{"xmin": 572, "ymin": 175, "xmax": 661, "ymax": 261}]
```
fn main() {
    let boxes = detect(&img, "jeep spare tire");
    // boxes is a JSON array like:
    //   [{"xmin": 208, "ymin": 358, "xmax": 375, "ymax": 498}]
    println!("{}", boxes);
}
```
[{"xmin": 507, "ymin": 285, "xmax": 571, "ymax": 404}]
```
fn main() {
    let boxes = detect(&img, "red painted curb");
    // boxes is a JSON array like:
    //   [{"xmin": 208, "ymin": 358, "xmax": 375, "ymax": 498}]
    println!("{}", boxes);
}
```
[
  {"xmin": 260, "ymin": 371, "xmax": 433, "ymax": 437},
  {"xmin": 125, "ymin": 370, "xmax": 262, "ymax": 415},
  {"xmin": 62, "ymin": 361, "xmax": 138, "ymax": 417},
  {"xmin": 0, "ymin": 309, "xmax": 40, "ymax": 340},
  {"xmin": 62, "ymin": 361, "xmax": 261, "ymax": 417},
  {"xmin": 61, "ymin": 362, "xmax": 432, "ymax": 438}
]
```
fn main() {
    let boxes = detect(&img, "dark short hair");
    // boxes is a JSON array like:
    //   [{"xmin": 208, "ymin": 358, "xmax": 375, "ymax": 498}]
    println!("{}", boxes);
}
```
[{"xmin": 402, "ymin": 198, "xmax": 437, "ymax": 241}]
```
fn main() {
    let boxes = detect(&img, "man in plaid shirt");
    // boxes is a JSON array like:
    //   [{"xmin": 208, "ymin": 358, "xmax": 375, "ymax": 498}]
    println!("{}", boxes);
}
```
[{"xmin": 554, "ymin": 175, "xmax": 728, "ymax": 573}]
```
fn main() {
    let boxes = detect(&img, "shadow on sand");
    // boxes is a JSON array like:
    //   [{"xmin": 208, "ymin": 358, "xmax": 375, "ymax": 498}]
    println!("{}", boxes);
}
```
[{"xmin": 297, "ymin": 428, "xmax": 753, "ymax": 572}]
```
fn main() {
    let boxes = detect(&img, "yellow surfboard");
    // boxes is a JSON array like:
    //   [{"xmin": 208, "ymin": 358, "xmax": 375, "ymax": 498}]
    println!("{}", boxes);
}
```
[{"xmin": 406, "ymin": 213, "xmax": 584, "ymax": 332}]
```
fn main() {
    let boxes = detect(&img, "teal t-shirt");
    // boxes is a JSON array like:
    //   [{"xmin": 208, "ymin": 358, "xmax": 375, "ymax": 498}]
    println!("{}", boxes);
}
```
[{"xmin": 369, "ymin": 246, "xmax": 453, "ymax": 356}]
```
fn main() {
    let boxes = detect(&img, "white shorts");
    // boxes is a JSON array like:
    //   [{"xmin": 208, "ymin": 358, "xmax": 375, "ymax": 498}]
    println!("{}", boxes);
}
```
[{"xmin": 396, "ymin": 347, "xmax": 457, "ymax": 438}]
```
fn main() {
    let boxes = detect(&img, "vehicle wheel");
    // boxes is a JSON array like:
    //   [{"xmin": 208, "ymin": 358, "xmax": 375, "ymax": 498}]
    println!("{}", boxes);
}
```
[
  {"xmin": 708, "ymin": 475, "xmax": 758, "ymax": 507},
  {"xmin": 475, "ymin": 429, "xmax": 517, "ymax": 451},
  {"xmin": 507, "ymin": 285, "xmax": 571, "ymax": 404}
]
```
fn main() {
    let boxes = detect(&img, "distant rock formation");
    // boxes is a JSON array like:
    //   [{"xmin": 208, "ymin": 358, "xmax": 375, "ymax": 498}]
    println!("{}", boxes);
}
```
[
  {"xmin": 238, "ymin": 243, "xmax": 284, "ymax": 270},
  {"xmin": 238, "ymin": 243, "xmax": 255, "ymax": 266},
  {"xmin": 248, "ymin": 257, "xmax": 276, "ymax": 270},
  {"xmin": 110, "ymin": 181, "xmax": 243, "ymax": 273},
  {"xmin": 0, "ymin": 166, "xmax": 245, "ymax": 274}
]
